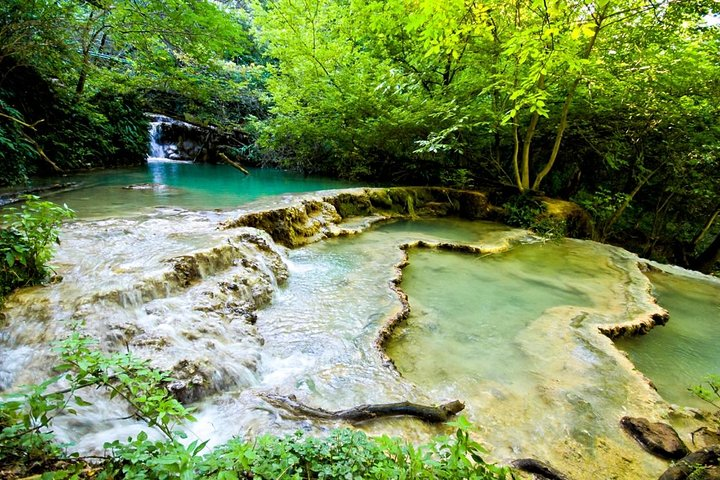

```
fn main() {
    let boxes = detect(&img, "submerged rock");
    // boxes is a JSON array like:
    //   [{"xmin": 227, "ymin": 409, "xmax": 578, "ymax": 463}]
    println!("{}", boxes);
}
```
[
  {"xmin": 620, "ymin": 416, "xmax": 689, "ymax": 460},
  {"xmin": 511, "ymin": 458, "xmax": 572, "ymax": 480}
]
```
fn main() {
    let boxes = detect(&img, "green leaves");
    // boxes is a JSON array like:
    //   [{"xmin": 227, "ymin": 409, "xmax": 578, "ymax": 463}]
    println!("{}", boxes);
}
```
[
  {"xmin": 689, "ymin": 375, "xmax": 720, "ymax": 410},
  {"xmin": 198, "ymin": 421, "xmax": 510, "ymax": 480},
  {"xmin": 0, "ymin": 196, "xmax": 74, "ymax": 302}
]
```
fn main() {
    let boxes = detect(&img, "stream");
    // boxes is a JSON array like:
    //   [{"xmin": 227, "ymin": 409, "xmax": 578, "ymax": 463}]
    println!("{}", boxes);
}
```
[{"xmin": 1, "ymin": 160, "xmax": 719, "ymax": 479}]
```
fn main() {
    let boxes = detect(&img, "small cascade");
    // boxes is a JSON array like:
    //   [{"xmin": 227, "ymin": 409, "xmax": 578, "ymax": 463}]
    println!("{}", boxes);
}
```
[
  {"xmin": 148, "ymin": 120, "xmax": 166, "ymax": 159},
  {"xmin": 145, "ymin": 114, "xmax": 210, "ymax": 163},
  {"xmin": 0, "ymin": 210, "xmax": 288, "ymax": 404}
]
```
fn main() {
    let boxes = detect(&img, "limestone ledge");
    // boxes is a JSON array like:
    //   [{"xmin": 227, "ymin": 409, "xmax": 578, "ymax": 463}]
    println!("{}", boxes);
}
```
[{"xmin": 220, "ymin": 187, "xmax": 497, "ymax": 247}]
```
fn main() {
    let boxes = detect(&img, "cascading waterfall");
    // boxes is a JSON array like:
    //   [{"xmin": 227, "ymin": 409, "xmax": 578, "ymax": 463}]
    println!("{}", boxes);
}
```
[
  {"xmin": 148, "ymin": 120, "xmax": 166, "ymax": 159},
  {"xmin": 145, "ymin": 114, "xmax": 207, "ymax": 163}
]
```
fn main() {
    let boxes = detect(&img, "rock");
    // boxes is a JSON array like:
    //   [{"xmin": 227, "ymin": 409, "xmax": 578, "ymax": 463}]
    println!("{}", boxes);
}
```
[
  {"xmin": 620, "ymin": 416, "xmax": 689, "ymax": 460},
  {"xmin": 541, "ymin": 197, "xmax": 594, "ymax": 238},
  {"xmin": 658, "ymin": 445, "xmax": 720, "ymax": 480},
  {"xmin": 511, "ymin": 458, "xmax": 571, "ymax": 480},
  {"xmin": 693, "ymin": 427, "xmax": 720, "ymax": 449}
]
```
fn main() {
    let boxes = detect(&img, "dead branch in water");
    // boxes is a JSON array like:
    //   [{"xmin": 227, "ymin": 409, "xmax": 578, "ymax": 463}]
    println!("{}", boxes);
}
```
[{"xmin": 260, "ymin": 393, "xmax": 465, "ymax": 424}]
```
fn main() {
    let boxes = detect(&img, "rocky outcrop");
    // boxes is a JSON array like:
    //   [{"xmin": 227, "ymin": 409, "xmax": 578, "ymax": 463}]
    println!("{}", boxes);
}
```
[
  {"xmin": 223, "ymin": 200, "xmax": 342, "ymax": 247},
  {"xmin": 693, "ymin": 427, "xmax": 720, "ymax": 449},
  {"xmin": 221, "ymin": 187, "xmax": 494, "ymax": 247},
  {"xmin": 620, "ymin": 416, "xmax": 689, "ymax": 460},
  {"xmin": 541, "ymin": 197, "xmax": 594, "ymax": 239},
  {"xmin": 148, "ymin": 114, "xmax": 248, "ymax": 163},
  {"xmin": 598, "ymin": 311, "xmax": 670, "ymax": 339}
]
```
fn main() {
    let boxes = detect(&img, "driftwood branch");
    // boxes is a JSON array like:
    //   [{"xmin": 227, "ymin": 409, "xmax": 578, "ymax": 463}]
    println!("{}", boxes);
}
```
[
  {"xmin": 219, "ymin": 152, "xmax": 249, "ymax": 175},
  {"xmin": 260, "ymin": 393, "xmax": 464, "ymax": 424}
]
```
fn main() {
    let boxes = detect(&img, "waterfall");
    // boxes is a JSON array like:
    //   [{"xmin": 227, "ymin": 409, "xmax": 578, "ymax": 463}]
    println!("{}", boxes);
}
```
[
  {"xmin": 148, "ymin": 120, "xmax": 166, "ymax": 159},
  {"xmin": 146, "ymin": 113, "xmax": 205, "ymax": 163}
]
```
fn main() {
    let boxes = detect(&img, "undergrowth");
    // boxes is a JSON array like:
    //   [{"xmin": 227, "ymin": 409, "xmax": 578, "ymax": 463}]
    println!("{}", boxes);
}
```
[{"xmin": 503, "ymin": 194, "xmax": 566, "ymax": 240}]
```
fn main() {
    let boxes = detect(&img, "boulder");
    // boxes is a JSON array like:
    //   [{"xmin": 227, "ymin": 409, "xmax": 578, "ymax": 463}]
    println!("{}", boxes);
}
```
[
  {"xmin": 658, "ymin": 445, "xmax": 720, "ymax": 480},
  {"xmin": 693, "ymin": 427, "xmax": 720, "ymax": 449},
  {"xmin": 620, "ymin": 416, "xmax": 689, "ymax": 460}
]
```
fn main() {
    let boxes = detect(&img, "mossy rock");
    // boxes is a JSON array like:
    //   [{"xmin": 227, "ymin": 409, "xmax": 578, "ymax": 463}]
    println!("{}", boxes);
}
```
[{"xmin": 331, "ymin": 193, "xmax": 373, "ymax": 218}]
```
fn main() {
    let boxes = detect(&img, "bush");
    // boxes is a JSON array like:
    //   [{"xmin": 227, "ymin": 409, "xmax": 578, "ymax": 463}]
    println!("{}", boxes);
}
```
[
  {"xmin": 0, "ymin": 195, "xmax": 74, "ymax": 301},
  {"xmin": 503, "ymin": 194, "xmax": 546, "ymax": 230}
]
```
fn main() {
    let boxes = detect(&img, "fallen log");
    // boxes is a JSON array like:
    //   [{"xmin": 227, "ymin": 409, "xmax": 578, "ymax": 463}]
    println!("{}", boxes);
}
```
[
  {"xmin": 260, "ymin": 393, "xmax": 464, "ymax": 424},
  {"xmin": 219, "ymin": 152, "xmax": 249, "ymax": 175},
  {"xmin": 0, "ymin": 182, "xmax": 78, "ymax": 206}
]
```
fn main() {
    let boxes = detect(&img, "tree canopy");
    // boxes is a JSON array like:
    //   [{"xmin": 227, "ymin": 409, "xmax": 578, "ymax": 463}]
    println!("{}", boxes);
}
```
[
  {"xmin": 252, "ymin": 0, "xmax": 719, "ymax": 270},
  {"xmin": 0, "ymin": 0, "xmax": 718, "ymax": 271}
]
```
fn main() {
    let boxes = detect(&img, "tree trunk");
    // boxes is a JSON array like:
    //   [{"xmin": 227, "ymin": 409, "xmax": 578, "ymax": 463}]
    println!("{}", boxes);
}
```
[
  {"xmin": 531, "ymin": 5, "xmax": 609, "ymax": 191},
  {"xmin": 691, "ymin": 207, "xmax": 720, "ymax": 249},
  {"xmin": 512, "ymin": 121, "xmax": 522, "ymax": 190},
  {"xmin": 599, "ymin": 157, "xmax": 663, "ymax": 241},
  {"xmin": 521, "ymin": 112, "xmax": 539, "ymax": 191}
]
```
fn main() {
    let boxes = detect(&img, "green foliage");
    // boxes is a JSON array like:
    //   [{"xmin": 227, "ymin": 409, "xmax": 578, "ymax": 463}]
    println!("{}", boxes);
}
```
[
  {"xmin": 0, "ymin": 196, "xmax": 74, "ymax": 300},
  {"xmin": 55, "ymin": 330, "xmax": 196, "ymax": 440},
  {"xmin": 198, "ymin": 418, "xmax": 510, "ymax": 480},
  {"xmin": 690, "ymin": 375, "xmax": 720, "ymax": 410},
  {"xmin": 0, "ymin": 97, "xmax": 39, "ymax": 185},
  {"xmin": 101, "ymin": 433, "xmax": 208, "ymax": 480},
  {"xmin": 573, "ymin": 188, "xmax": 629, "ymax": 227},
  {"xmin": 440, "ymin": 168, "xmax": 475, "ymax": 190},
  {"xmin": 0, "ymin": 328, "xmax": 196, "ymax": 477},
  {"xmin": 0, "ymin": 0, "xmax": 259, "ymax": 186},
  {"xmin": 0, "ymin": 376, "xmax": 66, "ymax": 470},
  {"xmin": 503, "ymin": 195, "xmax": 546, "ymax": 229}
]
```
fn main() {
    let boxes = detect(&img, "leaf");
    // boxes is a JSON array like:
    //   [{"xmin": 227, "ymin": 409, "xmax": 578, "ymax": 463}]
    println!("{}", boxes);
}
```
[{"xmin": 73, "ymin": 395, "xmax": 93, "ymax": 407}]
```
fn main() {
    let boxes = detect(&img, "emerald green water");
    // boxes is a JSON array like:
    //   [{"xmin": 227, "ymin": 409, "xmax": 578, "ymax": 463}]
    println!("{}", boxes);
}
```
[
  {"xmin": 385, "ymin": 238, "xmax": 673, "ymax": 478},
  {"xmin": 26, "ymin": 161, "xmax": 357, "ymax": 218},
  {"xmin": 615, "ymin": 271, "xmax": 720, "ymax": 408},
  {"xmin": 388, "ymin": 246, "xmax": 594, "ymax": 386},
  {"xmin": 386, "ymin": 240, "xmax": 632, "ymax": 392}
]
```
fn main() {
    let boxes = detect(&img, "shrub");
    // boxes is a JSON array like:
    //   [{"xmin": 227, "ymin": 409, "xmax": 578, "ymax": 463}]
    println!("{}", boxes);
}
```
[
  {"xmin": 503, "ymin": 194, "xmax": 566, "ymax": 240},
  {"xmin": 0, "ymin": 195, "xmax": 74, "ymax": 301}
]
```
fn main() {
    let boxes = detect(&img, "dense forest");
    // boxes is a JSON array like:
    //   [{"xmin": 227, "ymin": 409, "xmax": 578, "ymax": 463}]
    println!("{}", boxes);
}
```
[{"xmin": 1, "ymin": 0, "xmax": 718, "ymax": 273}]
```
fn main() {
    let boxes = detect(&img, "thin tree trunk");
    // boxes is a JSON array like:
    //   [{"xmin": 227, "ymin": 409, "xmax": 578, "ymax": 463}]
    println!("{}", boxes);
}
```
[
  {"xmin": 599, "ymin": 158, "xmax": 663, "ymax": 241},
  {"xmin": 512, "ymin": 121, "xmax": 522, "ymax": 190},
  {"xmin": 532, "ymin": 5, "xmax": 608, "ymax": 191},
  {"xmin": 692, "ymin": 207, "xmax": 720, "ymax": 249},
  {"xmin": 521, "ymin": 112, "xmax": 539, "ymax": 191},
  {"xmin": 75, "ymin": 50, "xmax": 90, "ymax": 96}
]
